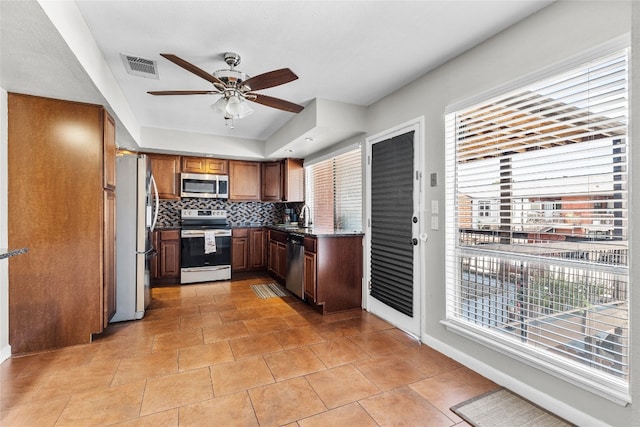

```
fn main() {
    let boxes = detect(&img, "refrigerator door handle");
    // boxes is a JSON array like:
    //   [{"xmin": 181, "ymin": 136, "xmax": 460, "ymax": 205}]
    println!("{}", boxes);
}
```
[
  {"xmin": 150, "ymin": 174, "xmax": 159, "ymax": 232},
  {"xmin": 145, "ymin": 248, "xmax": 158, "ymax": 259},
  {"xmin": 137, "ymin": 248, "xmax": 157, "ymax": 256}
]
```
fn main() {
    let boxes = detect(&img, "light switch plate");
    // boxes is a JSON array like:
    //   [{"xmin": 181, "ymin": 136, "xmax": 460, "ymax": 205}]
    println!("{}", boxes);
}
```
[
  {"xmin": 431, "ymin": 216, "xmax": 439, "ymax": 230},
  {"xmin": 430, "ymin": 173, "xmax": 438, "ymax": 187},
  {"xmin": 431, "ymin": 200, "xmax": 439, "ymax": 214}
]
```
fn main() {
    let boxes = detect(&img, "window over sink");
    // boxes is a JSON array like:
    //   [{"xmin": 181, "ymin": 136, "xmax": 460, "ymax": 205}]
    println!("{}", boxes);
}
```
[{"xmin": 305, "ymin": 145, "xmax": 362, "ymax": 231}]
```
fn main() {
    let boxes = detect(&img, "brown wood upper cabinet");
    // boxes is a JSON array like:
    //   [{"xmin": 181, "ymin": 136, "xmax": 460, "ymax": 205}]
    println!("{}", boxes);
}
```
[
  {"xmin": 283, "ymin": 158, "xmax": 304, "ymax": 202},
  {"xmin": 181, "ymin": 156, "xmax": 228, "ymax": 174},
  {"xmin": 261, "ymin": 161, "xmax": 282, "ymax": 202},
  {"xmin": 147, "ymin": 154, "xmax": 181, "ymax": 199},
  {"xmin": 261, "ymin": 158, "xmax": 304, "ymax": 202},
  {"xmin": 229, "ymin": 160, "xmax": 261, "ymax": 201}
]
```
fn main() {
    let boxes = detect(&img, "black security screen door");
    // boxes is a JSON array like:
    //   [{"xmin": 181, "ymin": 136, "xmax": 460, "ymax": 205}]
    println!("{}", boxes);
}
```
[{"xmin": 370, "ymin": 131, "xmax": 414, "ymax": 317}]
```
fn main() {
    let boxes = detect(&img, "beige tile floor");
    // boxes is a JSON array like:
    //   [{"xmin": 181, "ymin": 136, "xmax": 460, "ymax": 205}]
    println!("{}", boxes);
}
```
[{"xmin": 0, "ymin": 273, "xmax": 500, "ymax": 426}]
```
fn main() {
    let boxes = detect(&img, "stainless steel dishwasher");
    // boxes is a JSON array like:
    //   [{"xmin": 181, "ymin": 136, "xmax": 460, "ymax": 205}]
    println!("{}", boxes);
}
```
[{"xmin": 285, "ymin": 233, "xmax": 305, "ymax": 300}]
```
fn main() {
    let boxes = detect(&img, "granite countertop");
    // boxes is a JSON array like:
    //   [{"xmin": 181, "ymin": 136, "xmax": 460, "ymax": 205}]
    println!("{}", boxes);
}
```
[
  {"xmin": 163, "ymin": 222, "xmax": 363, "ymax": 237},
  {"xmin": 267, "ymin": 224, "xmax": 364, "ymax": 237},
  {"xmin": 0, "ymin": 248, "xmax": 28, "ymax": 260}
]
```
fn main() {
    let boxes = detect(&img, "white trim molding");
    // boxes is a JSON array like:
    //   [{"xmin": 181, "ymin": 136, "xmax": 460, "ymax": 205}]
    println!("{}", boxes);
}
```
[{"xmin": 422, "ymin": 332, "xmax": 611, "ymax": 427}]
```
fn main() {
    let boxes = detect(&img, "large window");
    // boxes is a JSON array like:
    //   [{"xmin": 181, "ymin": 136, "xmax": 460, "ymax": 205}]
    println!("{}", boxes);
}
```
[
  {"xmin": 305, "ymin": 146, "xmax": 362, "ymax": 231},
  {"xmin": 445, "ymin": 49, "xmax": 629, "ymax": 401}
]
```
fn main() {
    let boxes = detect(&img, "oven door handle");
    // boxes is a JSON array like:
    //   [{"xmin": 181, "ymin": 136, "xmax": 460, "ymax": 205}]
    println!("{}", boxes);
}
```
[
  {"xmin": 181, "ymin": 266, "xmax": 230, "ymax": 272},
  {"xmin": 181, "ymin": 230, "xmax": 231, "ymax": 238},
  {"xmin": 182, "ymin": 230, "xmax": 204, "ymax": 238}
]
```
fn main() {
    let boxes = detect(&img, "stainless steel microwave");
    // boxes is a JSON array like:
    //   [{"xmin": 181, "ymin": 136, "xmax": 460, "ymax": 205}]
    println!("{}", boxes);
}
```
[{"xmin": 180, "ymin": 173, "xmax": 229, "ymax": 199}]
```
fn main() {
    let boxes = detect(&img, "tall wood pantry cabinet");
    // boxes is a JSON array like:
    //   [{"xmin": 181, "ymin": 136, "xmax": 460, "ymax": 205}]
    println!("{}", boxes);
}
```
[{"xmin": 7, "ymin": 93, "xmax": 116, "ymax": 354}]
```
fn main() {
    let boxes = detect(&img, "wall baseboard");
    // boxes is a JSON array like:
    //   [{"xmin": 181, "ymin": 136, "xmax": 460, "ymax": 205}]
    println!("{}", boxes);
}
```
[
  {"xmin": 421, "ymin": 333, "xmax": 608, "ymax": 427},
  {"xmin": 0, "ymin": 344, "xmax": 11, "ymax": 364}
]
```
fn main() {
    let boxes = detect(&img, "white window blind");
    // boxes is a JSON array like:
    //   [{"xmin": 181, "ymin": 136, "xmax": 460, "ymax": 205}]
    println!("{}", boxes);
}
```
[
  {"xmin": 305, "ymin": 147, "xmax": 362, "ymax": 230},
  {"xmin": 445, "ymin": 49, "xmax": 629, "ymax": 401}
]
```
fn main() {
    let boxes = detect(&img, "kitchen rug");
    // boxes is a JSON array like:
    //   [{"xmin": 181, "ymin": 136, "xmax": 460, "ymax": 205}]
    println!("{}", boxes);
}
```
[
  {"xmin": 250, "ymin": 283, "xmax": 289, "ymax": 299},
  {"xmin": 451, "ymin": 389, "xmax": 573, "ymax": 427}
]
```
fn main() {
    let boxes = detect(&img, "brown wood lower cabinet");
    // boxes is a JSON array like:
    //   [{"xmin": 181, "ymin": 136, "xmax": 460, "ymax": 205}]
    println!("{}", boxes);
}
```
[
  {"xmin": 151, "ymin": 229, "xmax": 181, "ymax": 285},
  {"xmin": 249, "ymin": 228, "xmax": 267, "ymax": 269},
  {"xmin": 303, "ymin": 235, "xmax": 363, "ymax": 314},
  {"xmin": 267, "ymin": 229, "xmax": 363, "ymax": 313},
  {"xmin": 303, "ymin": 250, "xmax": 317, "ymax": 302},
  {"xmin": 267, "ymin": 229, "xmax": 288, "ymax": 283},
  {"xmin": 232, "ymin": 229, "xmax": 249, "ymax": 271},
  {"xmin": 232, "ymin": 228, "xmax": 266, "ymax": 273}
]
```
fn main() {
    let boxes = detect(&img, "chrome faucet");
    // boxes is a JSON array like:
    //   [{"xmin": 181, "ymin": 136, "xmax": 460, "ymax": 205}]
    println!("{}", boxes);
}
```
[{"xmin": 300, "ymin": 204, "xmax": 312, "ymax": 227}]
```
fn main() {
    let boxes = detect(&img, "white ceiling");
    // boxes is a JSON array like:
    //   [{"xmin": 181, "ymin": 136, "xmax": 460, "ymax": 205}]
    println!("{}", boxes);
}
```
[{"xmin": 1, "ymin": 0, "xmax": 554, "ymax": 155}]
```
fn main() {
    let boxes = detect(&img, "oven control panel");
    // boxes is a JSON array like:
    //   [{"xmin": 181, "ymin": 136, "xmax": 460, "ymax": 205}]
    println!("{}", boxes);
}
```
[{"xmin": 181, "ymin": 209, "xmax": 227, "ymax": 220}]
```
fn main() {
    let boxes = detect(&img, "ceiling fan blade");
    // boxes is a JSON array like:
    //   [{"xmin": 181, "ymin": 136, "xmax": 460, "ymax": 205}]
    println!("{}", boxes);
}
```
[
  {"xmin": 160, "ymin": 54, "xmax": 225, "ymax": 87},
  {"xmin": 147, "ymin": 90, "xmax": 219, "ymax": 95},
  {"xmin": 241, "ymin": 68, "xmax": 298, "ymax": 91},
  {"xmin": 249, "ymin": 94, "xmax": 304, "ymax": 113}
]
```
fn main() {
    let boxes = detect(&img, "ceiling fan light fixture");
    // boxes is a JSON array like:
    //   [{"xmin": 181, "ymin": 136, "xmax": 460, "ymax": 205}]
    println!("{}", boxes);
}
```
[
  {"xmin": 211, "ymin": 93, "xmax": 254, "ymax": 122},
  {"xmin": 234, "ymin": 98, "xmax": 254, "ymax": 118},
  {"xmin": 211, "ymin": 97, "xmax": 228, "ymax": 115},
  {"xmin": 225, "ymin": 95, "xmax": 242, "ymax": 115},
  {"xmin": 222, "ymin": 93, "xmax": 253, "ymax": 119}
]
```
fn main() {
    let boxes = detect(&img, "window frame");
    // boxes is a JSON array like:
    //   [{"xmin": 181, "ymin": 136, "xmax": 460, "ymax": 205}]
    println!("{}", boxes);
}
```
[
  {"xmin": 304, "ymin": 145, "xmax": 363, "ymax": 231},
  {"xmin": 443, "ymin": 41, "xmax": 631, "ymax": 405}
]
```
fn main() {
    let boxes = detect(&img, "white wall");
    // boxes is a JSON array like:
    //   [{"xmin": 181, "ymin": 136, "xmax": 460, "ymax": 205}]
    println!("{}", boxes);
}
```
[
  {"xmin": 37, "ymin": 0, "xmax": 141, "ymax": 144},
  {"xmin": 0, "ymin": 88, "xmax": 10, "ymax": 362},
  {"xmin": 141, "ymin": 127, "xmax": 265, "ymax": 160},
  {"xmin": 366, "ymin": 1, "xmax": 636, "ymax": 425}
]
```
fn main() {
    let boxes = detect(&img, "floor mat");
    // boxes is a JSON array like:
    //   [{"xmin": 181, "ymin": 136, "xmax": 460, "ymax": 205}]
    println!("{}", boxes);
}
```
[
  {"xmin": 451, "ymin": 389, "xmax": 573, "ymax": 427},
  {"xmin": 250, "ymin": 283, "xmax": 289, "ymax": 299}
]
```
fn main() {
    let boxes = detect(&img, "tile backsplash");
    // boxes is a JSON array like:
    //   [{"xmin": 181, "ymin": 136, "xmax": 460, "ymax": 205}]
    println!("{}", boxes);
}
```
[{"xmin": 157, "ymin": 198, "xmax": 304, "ymax": 228}]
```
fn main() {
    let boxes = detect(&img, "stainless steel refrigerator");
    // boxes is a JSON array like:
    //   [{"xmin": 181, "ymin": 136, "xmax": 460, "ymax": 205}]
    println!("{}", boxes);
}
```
[{"xmin": 111, "ymin": 154, "xmax": 158, "ymax": 322}]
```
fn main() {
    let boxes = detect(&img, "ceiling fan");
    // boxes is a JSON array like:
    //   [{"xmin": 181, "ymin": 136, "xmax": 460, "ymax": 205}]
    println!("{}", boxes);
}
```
[{"xmin": 148, "ymin": 52, "xmax": 304, "ymax": 125}]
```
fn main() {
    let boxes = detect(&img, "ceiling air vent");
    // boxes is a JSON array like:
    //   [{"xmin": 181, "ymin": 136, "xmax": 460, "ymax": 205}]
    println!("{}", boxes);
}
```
[{"xmin": 120, "ymin": 54, "xmax": 159, "ymax": 79}]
